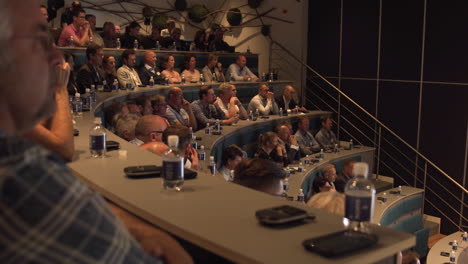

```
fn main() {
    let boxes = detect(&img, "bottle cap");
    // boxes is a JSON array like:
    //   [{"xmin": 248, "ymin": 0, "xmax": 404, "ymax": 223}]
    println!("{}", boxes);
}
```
[
  {"xmin": 85, "ymin": 88, "xmax": 90, "ymax": 92},
  {"xmin": 167, "ymin": 135, "xmax": 179, "ymax": 148},
  {"xmin": 200, "ymin": 145, "xmax": 204, "ymax": 150},
  {"xmin": 75, "ymin": 93, "xmax": 80, "ymax": 97},
  {"xmin": 353, "ymin": 162, "xmax": 369, "ymax": 177},
  {"xmin": 93, "ymin": 117, "xmax": 102, "ymax": 124},
  {"xmin": 209, "ymin": 156, "xmax": 214, "ymax": 161}
]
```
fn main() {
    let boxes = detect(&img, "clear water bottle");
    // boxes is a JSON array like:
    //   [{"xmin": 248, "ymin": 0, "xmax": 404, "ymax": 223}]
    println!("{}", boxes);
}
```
[
  {"xmin": 450, "ymin": 250, "xmax": 456, "ymax": 263},
  {"xmin": 205, "ymin": 123, "xmax": 211, "ymax": 134},
  {"xmin": 452, "ymin": 240, "xmax": 458, "ymax": 251},
  {"xmin": 349, "ymin": 139, "xmax": 354, "ymax": 150},
  {"xmin": 297, "ymin": 188, "xmax": 305, "ymax": 202},
  {"xmin": 90, "ymin": 84, "xmax": 97, "ymax": 102},
  {"xmin": 279, "ymin": 107, "xmax": 283, "ymax": 116},
  {"xmin": 162, "ymin": 135, "xmax": 184, "ymax": 191},
  {"xmin": 172, "ymin": 41, "xmax": 176, "ymax": 50},
  {"xmin": 212, "ymin": 72, "xmax": 217, "ymax": 83},
  {"xmin": 333, "ymin": 143, "xmax": 339, "ymax": 153},
  {"xmin": 133, "ymin": 39, "xmax": 139, "ymax": 50},
  {"xmin": 112, "ymin": 78, "xmax": 119, "ymax": 91},
  {"xmin": 72, "ymin": 93, "xmax": 83, "ymax": 116},
  {"xmin": 189, "ymin": 126, "xmax": 195, "ymax": 139},
  {"xmin": 198, "ymin": 145, "xmax": 206, "ymax": 161},
  {"xmin": 269, "ymin": 72, "xmax": 274, "ymax": 82},
  {"xmin": 283, "ymin": 177, "xmax": 290, "ymax": 191},
  {"xmin": 345, "ymin": 162, "xmax": 376, "ymax": 233},
  {"xmin": 190, "ymin": 134, "xmax": 198, "ymax": 150},
  {"xmin": 156, "ymin": 40, "xmax": 160, "ymax": 50},
  {"xmin": 116, "ymin": 38, "xmax": 121, "ymax": 49},
  {"xmin": 149, "ymin": 76, "xmax": 155, "ymax": 87},
  {"xmin": 214, "ymin": 119, "xmax": 221, "ymax": 131},
  {"xmin": 125, "ymin": 82, "xmax": 132, "ymax": 90},
  {"xmin": 181, "ymin": 74, "xmax": 186, "ymax": 84},
  {"xmin": 89, "ymin": 117, "xmax": 106, "ymax": 158},
  {"xmin": 463, "ymin": 232, "xmax": 468, "ymax": 245},
  {"xmin": 319, "ymin": 148, "xmax": 324, "ymax": 160},
  {"xmin": 82, "ymin": 88, "xmax": 92, "ymax": 110},
  {"xmin": 69, "ymin": 35, "xmax": 74, "ymax": 46},
  {"xmin": 200, "ymin": 74, "xmax": 205, "ymax": 84},
  {"xmin": 254, "ymin": 109, "xmax": 259, "ymax": 120},
  {"xmin": 208, "ymin": 156, "xmax": 216, "ymax": 175},
  {"xmin": 249, "ymin": 110, "xmax": 254, "ymax": 121}
]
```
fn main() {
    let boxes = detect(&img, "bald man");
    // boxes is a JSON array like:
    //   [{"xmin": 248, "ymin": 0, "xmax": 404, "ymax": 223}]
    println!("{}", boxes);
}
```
[
  {"xmin": 275, "ymin": 85, "xmax": 307, "ymax": 113},
  {"xmin": 138, "ymin": 50, "xmax": 159, "ymax": 86},
  {"xmin": 130, "ymin": 115, "xmax": 168, "ymax": 146}
]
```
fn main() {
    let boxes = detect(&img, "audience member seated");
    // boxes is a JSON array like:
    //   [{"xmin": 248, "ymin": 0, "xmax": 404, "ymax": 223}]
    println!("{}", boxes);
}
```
[
  {"xmin": 24, "ymin": 77, "xmax": 74, "ymax": 162},
  {"xmin": 315, "ymin": 116, "xmax": 338, "ymax": 149},
  {"xmin": 138, "ymin": 51, "xmax": 158, "ymax": 86},
  {"xmin": 311, "ymin": 176, "xmax": 333, "ymax": 195},
  {"xmin": 233, "ymin": 158, "xmax": 287, "ymax": 196},
  {"xmin": 101, "ymin": 21, "xmax": 118, "ymax": 48},
  {"xmin": 102, "ymin": 54, "xmax": 117, "ymax": 88},
  {"xmin": 85, "ymin": 14, "xmax": 104, "ymax": 47},
  {"xmin": 61, "ymin": 1, "xmax": 81, "ymax": 28},
  {"xmin": 295, "ymin": 117, "xmax": 320, "ymax": 155},
  {"xmin": 0, "ymin": 2, "xmax": 191, "ymax": 262},
  {"xmin": 160, "ymin": 54, "xmax": 182, "ymax": 84},
  {"xmin": 114, "ymin": 114, "xmax": 140, "ymax": 142},
  {"xmin": 134, "ymin": 95, "xmax": 154, "ymax": 116},
  {"xmin": 275, "ymin": 85, "xmax": 307, "ymax": 113},
  {"xmin": 181, "ymin": 54, "xmax": 201, "ymax": 82},
  {"xmin": 202, "ymin": 54, "xmax": 225, "ymax": 83},
  {"xmin": 127, "ymin": 100, "xmax": 142, "ymax": 116},
  {"xmin": 321, "ymin": 164, "xmax": 337, "ymax": 191},
  {"xmin": 132, "ymin": 115, "xmax": 168, "ymax": 147},
  {"xmin": 114, "ymin": 24, "xmax": 121, "ymax": 34},
  {"xmin": 254, "ymin": 132, "xmax": 288, "ymax": 167},
  {"xmin": 190, "ymin": 29, "xmax": 208, "ymax": 52},
  {"xmin": 227, "ymin": 54, "xmax": 258, "ymax": 81},
  {"xmin": 58, "ymin": 7, "xmax": 91, "ymax": 47},
  {"xmin": 216, "ymin": 83, "xmax": 248, "ymax": 120},
  {"xmin": 117, "ymin": 49, "xmax": 142, "ymax": 89},
  {"xmin": 150, "ymin": 95, "xmax": 170, "ymax": 124},
  {"xmin": 163, "ymin": 125, "xmax": 199, "ymax": 170},
  {"xmin": 142, "ymin": 26, "xmax": 162, "ymax": 49},
  {"xmin": 334, "ymin": 159, "xmax": 355, "ymax": 193},
  {"xmin": 208, "ymin": 27, "xmax": 234, "ymax": 52},
  {"xmin": 165, "ymin": 87, "xmax": 198, "ymax": 130},
  {"xmin": 121, "ymin": 21, "xmax": 142, "ymax": 49},
  {"xmin": 307, "ymin": 192, "xmax": 345, "ymax": 216},
  {"xmin": 63, "ymin": 52, "xmax": 79, "ymax": 95},
  {"xmin": 248, "ymin": 83, "xmax": 279, "ymax": 115},
  {"xmin": 161, "ymin": 19, "xmax": 176, "ymax": 37},
  {"xmin": 105, "ymin": 101, "xmax": 129, "ymax": 129},
  {"xmin": 276, "ymin": 123, "xmax": 301, "ymax": 164},
  {"xmin": 161, "ymin": 28, "xmax": 185, "ymax": 51},
  {"xmin": 220, "ymin": 145, "xmax": 244, "ymax": 181},
  {"xmin": 76, "ymin": 44, "xmax": 105, "ymax": 93},
  {"xmin": 190, "ymin": 86, "xmax": 238, "ymax": 130}
]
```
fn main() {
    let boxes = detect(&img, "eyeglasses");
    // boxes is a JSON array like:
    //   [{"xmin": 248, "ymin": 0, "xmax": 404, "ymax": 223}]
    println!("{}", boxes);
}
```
[{"xmin": 148, "ymin": 131, "xmax": 164, "ymax": 136}]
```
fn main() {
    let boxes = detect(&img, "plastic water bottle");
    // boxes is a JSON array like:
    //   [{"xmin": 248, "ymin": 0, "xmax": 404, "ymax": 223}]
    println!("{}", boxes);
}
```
[
  {"xmin": 116, "ymin": 38, "xmax": 121, "ymax": 49},
  {"xmin": 149, "ymin": 76, "xmax": 155, "ymax": 87},
  {"xmin": 269, "ymin": 72, "xmax": 274, "ymax": 82},
  {"xmin": 450, "ymin": 250, "xmax": 456, "ymax": 263},
  {"xmin": 319, "ymin": 149, "xmax": 324, "ymax": 160},
  {"xmin": 283, "ymin": 177, "xmax": 290, "ymax": 191},
  {"xmin": 162, "ymin": 135, "xmax": 184, "ymax": 191},
  {"xmin": 462, "ymin": 232, "xmax": 468, "ymax": 245},
  {"xmin": 155, "ymin": 40, "xmax": 160, "ymax": 50},
  {"xmin": 172, "ymin": 41, "xmax": 176, "ymax": 50},
  {"xmin": 254, "ymin": 109, "xmax": 259, "ymax": 120},
  {"xmin": 190, "ymin": 134, "xmax": 197, "ymax": 150},
  {"xmin": 112, "ymin": 78, "xmax": 119, "ymax": 91},
  {"xmin": 297, "ymin": 188, "xmax": 305, "ymax": 202},
  {"xmin": 89, "ymin": 117, "xmax": 106, "ymax": 158},
  {"xmin": 249, "ymin": 110, "xmax": 254, "ymax": 121},
  {"xmin": 72, "ymin": 93, "xmax": 83, "ymax": 116},
  {"xmin": 349, "ymin": 139, "xmax": 354, "ymax": 150},
  {"xmin": 205, "ymin": 123, "xmax": 211, "ymax": 135},
  {"xmin": 452, "ymin": 240, "xmax": 458, "ymax": 251},
  {"xmin": 345, "ymin": 162, "xmax": 376, "ymax": 233},
  {"xmin": 279, "ymin": 107, "xmax": 283, "ymax": 116},
  {"xmin": 198, "ymin": 145, "xmax": 206, "ymax": 161},
  {"xmin": 333, "ymin": 143, "xmax": 339, "ymax": 153},
  {"xmin": 212, "ymin": 72, "xmax": 217, "ymax": 83},
  {"xmin": 82, "ymin": 88, "xmax": 92, "ymax": 110},
  {"xmin": 90, "ymin": 84, "xmax": 97, "ymax": 102},
  {"xmin": 133, "ymin": 39, "xmax": 139, "ymax": 50},
  {"xmin": 181, "ymin": 74, "xmax": 186, "ymax": 84},
  {"xmin": 200, "ymin": 74, "xmax": 205, "ymax": 84},
  {"xmin": 398, "ymin": 185, "xmax": 403, "ymax": 195},
  {"xmin": 208, "ymin": 156, "xmax": 216, "ymax": 175},
  {"xmin": 69, "ymin": 36, "xmax": 74, "ymax": 46},
  {"xmin": 214, "ymin": 119, "xmax": 221, "ymax": 131}
]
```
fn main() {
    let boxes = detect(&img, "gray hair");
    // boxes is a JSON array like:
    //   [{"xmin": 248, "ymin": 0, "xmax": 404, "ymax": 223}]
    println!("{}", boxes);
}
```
[
  {"xmin": 115, "ymin": 114, "xmax": 140, "ymax": 141},
  {"xmin": 0, "ymin": 1, "xmax": 13, "ymax": 70},
  {"xmin": 307, "ymin": 192, "xmax": 345, "ymax": 216}
]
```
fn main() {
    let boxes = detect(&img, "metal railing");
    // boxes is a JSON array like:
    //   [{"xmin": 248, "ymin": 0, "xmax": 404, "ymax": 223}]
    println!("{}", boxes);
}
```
[{"xmin": 270, "ymin": 39, "xmax": 468, "ymax": 234}]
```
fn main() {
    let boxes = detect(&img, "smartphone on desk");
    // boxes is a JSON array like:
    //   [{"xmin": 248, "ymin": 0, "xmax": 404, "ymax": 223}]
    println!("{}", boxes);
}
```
[
  {"xmin": 124, "ymin": 165, "xmax": 197, "ymax": 179},
  {"xmin": 255, "ymin": 205, "xmax": 313, "ymax": 225},
  {"xmin": 303, "ymin": 230, "xmax": 378, "ymax": 258}
]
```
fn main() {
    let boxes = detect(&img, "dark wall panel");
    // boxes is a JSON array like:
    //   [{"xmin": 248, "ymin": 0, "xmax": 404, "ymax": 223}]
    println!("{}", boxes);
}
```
[
  {"xmin": 308, "ymin": 0, "xmax": 341, "ymax": 77},
  {"xmin": 341, "ymin": 0, "xmax": 379, "ymax": 78},
  {"xmin": 380, "ymin": 0, "xmax": 424, "ymax": 81},
  {"xmin": 424, "ymin": 1, "xmax": 468, "ymax": 83},
  {"xmin": 378, "ymin": 81, "xmax": 420, "ymax": 146},
  {"xmin": 419, "ymin": 83, "xmax": 468, "ymax": 183}
]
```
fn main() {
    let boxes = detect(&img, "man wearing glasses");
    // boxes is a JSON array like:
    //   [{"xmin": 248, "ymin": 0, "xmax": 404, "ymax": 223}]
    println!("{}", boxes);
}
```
[
  {"xmin": 131, "ymin": 115, "xmax": 168, "ymax": 146},
  {"xmin": 58, "ymin": 7, "xmax": 92, "ymax": 46},
  {"xmin": 76, "ymin": 43, "xmax": 105, "ymax": 93}
]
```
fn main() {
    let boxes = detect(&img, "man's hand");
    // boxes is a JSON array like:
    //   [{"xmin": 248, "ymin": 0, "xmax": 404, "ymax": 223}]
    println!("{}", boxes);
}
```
[
  {"xmin": 224, "ymin": 115, "xmax": 239, "ymax": 125},
  {"xmin": 251, "ymin": 76, "xmax": 259, "ymax": 82},
  {"xmin": 55, "ymin": 61, "xmax": 70, "ymax": 92},
  {"xmin": 138, "ymin": 229, "xmax": 193, "ymax": 264},
  {"xmin": 290, "ymin": 135, "xmax": 298, "ymax": 146},
  {"xmin": 181, "ymin": 99, "xmax": 191, "ymax": 111},
  {"xmin": 267, "ymin": 91, "xmax": 274, "ymax": 101}
]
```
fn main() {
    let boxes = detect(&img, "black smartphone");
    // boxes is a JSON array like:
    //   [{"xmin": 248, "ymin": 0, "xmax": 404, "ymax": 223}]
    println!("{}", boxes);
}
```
[
  {"xmin": 260, "ymin": 116, "xmax": 270, "ymax": 119},
  {"xmin": 124, "ymin": 165, "xmax": 197, "ymax": 179},
  {"xmin": 440, "ymin": 252, "xmax": 450, "ymax": 257},
  {"xmin": 255, "ymin": 205, "xmax": 313, "ymax": 225},
  {"xmin": 73, "ymin": 128, "xmax": 79, "ymax": 136},
  {"xmin": 106, "ymin": 140, "xmax": 120, "ymax": 151},
  {"xmin": 303, "ymin": 230, "xmax": 378, "ymax": 258},
  {"xmin": 212, "ymin": 131, "xmax": 222, "ymax": 135}
]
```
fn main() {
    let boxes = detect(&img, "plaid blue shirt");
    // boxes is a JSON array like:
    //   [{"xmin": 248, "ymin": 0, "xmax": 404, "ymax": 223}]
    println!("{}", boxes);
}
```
[{"xmin": 0, "ymin": 133, "xmax": 162, "ymax": 264}]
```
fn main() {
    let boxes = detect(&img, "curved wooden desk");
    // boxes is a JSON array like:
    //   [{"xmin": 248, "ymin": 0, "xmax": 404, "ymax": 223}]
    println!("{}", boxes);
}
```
[
  {"xmin": 427, "ymin": 232, "xmax": 468, "ymax": 264},
  {"xmin": 68, "ymin": 86, "xmax": 415, "ymax": 264}
]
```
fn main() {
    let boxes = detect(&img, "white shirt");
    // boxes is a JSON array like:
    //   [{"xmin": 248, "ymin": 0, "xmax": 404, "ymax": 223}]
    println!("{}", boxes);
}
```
[
  {"xmin": 129, "ymin": 138, "xmax": 144, "ymax": 146},
  {"xmin": 216, "ymin": 99, "xmax": 239, "ymax": 115},
  {"xmin": 117, "ymin": 65, "xmax": 142, "ymax": 88}
]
